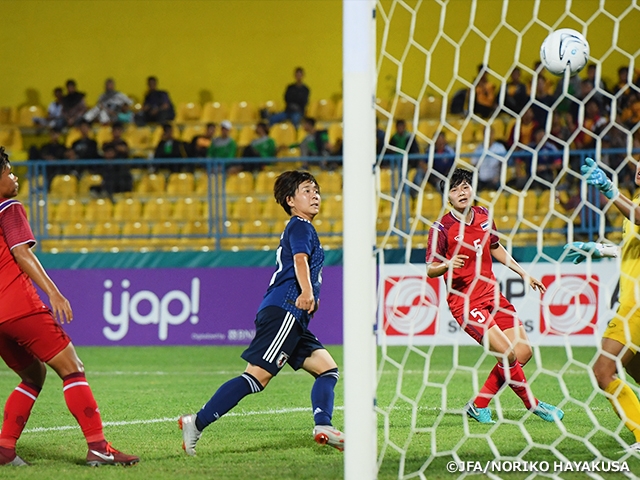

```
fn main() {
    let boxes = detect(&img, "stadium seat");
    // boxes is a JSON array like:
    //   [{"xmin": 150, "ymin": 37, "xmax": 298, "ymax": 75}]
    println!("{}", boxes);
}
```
[
  {"xmin": 40, "ymin": 222, "xmax": 62, "ymax": 252},
  {"xmin": 150, "ymin": 221, "xmax": 181, "ymax": 249},
  {"xmin": 121, "ymin": 221, "xmax": 151, "ymax": 249},
  {"xmin": 95, "ymin": 125, "xmax": 113, "ymax": 148},
  {"xmin": 490, "ymin": 119, "xmax": 506, "ymax": 141},
  {"xmin": 113, "ymin": 198, "xmax": 143, "ymax": 221},
  {"xmin": 262, "ymin": 198, "xmax": 286, "ymax": 220},
  {"xmin": 379, "ymin": 168, "xmax": 392, "ymax": 194},
  {"xmin": 84, "ymin": 198, "xmax": 113, "ymax": 222},
  {"xmin": 181, "ymin": 221, "xmax": 212, "ymax": 249},
  {"xmin": 269, "ymin": 123, "xmax": 296, "ymax": 149},
  {"xmin": 394, "ymin": 97, "xmax": 416, "ymax": 120},
  {"xmin": 230, "ymin": 196, "xmax": 261, "ymax": 220},
  {"xmin": 124, "ymin": 126, "xmax": 153, "ymax": 155},
  {"xmin": 91, "ymin": 222, "xmax": 121, "ymax": 251},
  {"xmin": 229, "ymin": 101, "xmax": 257, "ymax": 124},
  {"xmin": 241, "ymin": 220, "xmax": 273, "ymax": 249},
  {"xmin": 166, "ymin": 172, "xmax": 195, "ymax": 195},
  {"xmin": 53, "ymin": 198, "xmax": 84, "ymax": 223},
  {"xmin": 135, "ymin": 173, "xmax": 166, "ymax": 195},
  {"xmin": 254, "ymin": 170, "xmax": 278, "ymax": 195},
  {"xmin": 60, "ymin": 222, "xmax": 91, "ymax": 251},
  {"xmin": 17, "ymin": 105, "xmax": 45, "ymax": 127},
  {"xmin": 421, "ymin": 192, "xmax": 443, "ymax": 216},
  {"xmin": 195, "ymin": 173, "xmax": 216, "ymax": 196},
  {"xmin": 182, "ymin": 124, "xmax": 206, "ymax": 143},
  {"xmin": 78, "ymin": 174, "xmax": 104, "ymax": 195},
  {"xmin": 175, "ymin": 102, "xmax": 202, "ymax": 124},
  {"xmin": 237, "ymin": 125, "xmax": 257, "ymax": 148},
  {"xmin": 277, "ymin": 147, "xmax": 301, "ymax": 159},
  {"xmin": 334, "ymin": 99, "xmax": 343, "ymax": 120},
  {"xmin": 522, "ymin": 191, "xmax": 538, "ymax": 216},
  {"xmin": 64, "ymin": 127, "xmax": 91, "ymax": 148},
  {"xmin": 172, "ymin": 197, "xmax": 203, "ymax": 221},
  {"xmin": 327, "ymin": 122, "xmax": 343, "ymax": 146},
  {"xmin": 0, "ymin": 107, "xmax": 13, "ymax": 125},
  {"xmin": 417, "ymin": 120, "xmax": 438, "ymax": 141},
  {"xmin": 314, "ymin": 99, "xmax": 336, "ymax": 121},
  {"xmin": 320, "ymin": 195, "xmax": 342, "ymax": 220},
  {"xmin": 151, "ymin": 124, "xmax": 180, "ymax": 147},
  {"xmin": 221, "ymin": 220, "xmax": 242, "ymax": 249},
  {"xmin": 142, "ymin": 197, "xmax": 173, "ymax": 221},
  {"xmin": 419, "ymin": 95, "xmax": 443, "ymax": 119},
  {"xmin": 49, "ymin": 174, "xmax": 79, "ymax": 198},
  {"xmin": 375, "ymin": 98, "xmax": 390, "ymax": 119},
  {"xmin": 200, "ymin": 102, "xmax": 229, "ymax": 124},
  {"xmin": 315, "ymin": 171, "xmax": 342, "ymax": 195},
  {"xmin": 225, "ymin": 171, "xmax": 254, "ymax": 196},
  {"xmin": 0, "ymin": 127, "xmax": 23, "ymax": 152}
]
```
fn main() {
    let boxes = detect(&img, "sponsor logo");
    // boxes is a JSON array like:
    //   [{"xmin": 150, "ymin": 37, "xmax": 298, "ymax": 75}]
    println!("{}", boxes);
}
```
[
  {"xmin": 103, "ymin": 278, "xmax": 200, "ymax": 341},
  {"xmin": 540, "ymin": 275, "xmax": 598, "ymax": 335},
  {"xmin": 383, "ymin": 276, "xmax": 440, "ymax": 336},
  {"xmin": 89, "ymin": 450, "xmax": 114, "ymax": 462},
  {"xmin": 276, "ymin": 351, "xmax": 289, "ymax": 368}
]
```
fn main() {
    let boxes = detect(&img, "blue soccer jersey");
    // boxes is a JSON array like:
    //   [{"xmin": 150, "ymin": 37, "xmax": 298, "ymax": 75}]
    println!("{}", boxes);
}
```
[{"xmin": 259, "ymin": 216, "xmax": 324, "ymax": 328}]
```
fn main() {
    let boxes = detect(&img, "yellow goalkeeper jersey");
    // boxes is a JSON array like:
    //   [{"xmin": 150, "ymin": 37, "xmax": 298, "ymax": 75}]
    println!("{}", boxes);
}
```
[{"xmin": 620, "ymin": 195, "xmax": 640, "ymax": 306}]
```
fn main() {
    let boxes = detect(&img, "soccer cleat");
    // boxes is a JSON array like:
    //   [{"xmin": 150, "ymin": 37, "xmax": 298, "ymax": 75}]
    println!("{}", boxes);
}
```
[
  {"xmin": 86, "ymin": 442, "xmax": 139, "ymax": 467},
  {"xmin": 532, "ymin": 401, "xmax": 564, "ymax": 422},
  {"xmin": 179, "ymin": 414, "xmax": 202, "ymax": 456},
  {"xmin": 313, "ymin": 425, "xmax": 345, "ymax": 452},
  {"xmin": 0, "ymin": 450, "xmax": 28, "ymax": 466},
  {"xmin": 464, "ymin": 402, "xmax": 496, "ymax": 424},
  {"xmin": 628, "ymin": 442, "xmax": 640, "ymax": 453}
]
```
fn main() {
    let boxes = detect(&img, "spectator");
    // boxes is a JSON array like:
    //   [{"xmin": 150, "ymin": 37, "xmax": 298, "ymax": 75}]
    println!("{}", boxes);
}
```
[
  {"xmin": 503, "ymin": 67, "xmax": 529, "ymax": 115},
  {"xmin": 61, "ymin": 79, "xmax": 87, "ymax": 127},
  {"xmin": 154, "ymin": 123, "xmax": 188, "ymax": 171},
  {"xmin": 268, "ymin": 67, "xmax": 310, "ymax": 128},
  {"xmin": 549, "ymin": 111, "xmax": 575, "ymax": 148},
  {"xmin": 375, "ymin": 118, "xmax": 386, "ymax": 155},
  {"xmin": 189, "ymin": 123, "xmax": 216, "ymax": 157},
  {"xmin": 208, "ymin": 120, "xmax": 237, "ymax": 159},
  {"xmin": 138, "ymin": 76, "xmax": 175, "ymax": 125},
  {"xmin": 613, "ymin": 66, "xmax": 631, "ymax": 114},
  {"xmin": 530, "ymin": 128, "xmax": 562, "ymax": 186},
  {"xmin": 472, "ymin": 127, "xmax": 506, "ymax": 190},
  {"xmin": 574, "ymin": 99, "xmax": 608, "ymax": 150},
  {"xmin": 33, "ymin": 87, "xmax": 65, "ymax": 130},
  {"xmin": 531, "ymin": 75, "xmax": 556, "ymax": 126},
  {"xmin": 413, "ymin": 132, "xmax": 455, "ymax": 192},
  {"xmin": 473, "ymin": 65, "xmax": 496, "ymax": 118},
  {"xmin": 620, "ymin": 91, "xmax": 640, "ymax": 129},
  {"xmin": 299, "ymin": 117, "xmax": 331, "ymax": 157},
  {"xmin": 84, "ymin": 78, "xmax": 133, "ymax": 125},
  {"xmin": 95, "ymin": 144, "xmax": 133, "ymax": 197},
  {"xmin": 31, "ymin": 128, "xmax": 67, "ymax": 182},
  {"xmin": 389, "ymin": 119, "xmax": 419, "ymax": 155},
  {"xmin": 508, "ymin": 108, "xmax": 540, "ymax": 149},
  {"xmin": 243, "ymin": 122, "xmax": 277, "ymax": 160},
  {"xmin": 101, "ymin": 122, "xmax": 130, "ymax": 159},
  {"xmin": 67, "ymin": 120, "xmax": 99, "ymax": 161}
]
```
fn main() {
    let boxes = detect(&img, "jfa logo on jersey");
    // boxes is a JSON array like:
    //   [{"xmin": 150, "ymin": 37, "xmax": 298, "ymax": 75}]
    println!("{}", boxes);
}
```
[
  {"xmin": 540, "ymin": 274, "xmax": 598, "ymax": 335},
  {"xmin": 276, "ymin": 351, "xmax": 289, "ymax": 369},
  {"xmin": 382, "ymin": 276, "xmax": 440, "ymax": 336}
]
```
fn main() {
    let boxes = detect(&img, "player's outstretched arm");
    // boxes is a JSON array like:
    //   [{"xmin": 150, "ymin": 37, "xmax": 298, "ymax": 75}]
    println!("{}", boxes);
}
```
[
  {"xmin": 490, "ymin": 244, "xmax": 545, "ymax": 293},
  {"xmin": 293, "ymin": 252, "xmax": 316, "ymax": 313},
  {"xmin": 11, "ymin": 244, "xmax": 73, "ymax": 323},
  {"xmin": 563, "ymin": 241, "xmax": 619, "ymax": 264},
  {"xmin": 582, "ymin": 157, "xmax": 640, "ymax": 225}
]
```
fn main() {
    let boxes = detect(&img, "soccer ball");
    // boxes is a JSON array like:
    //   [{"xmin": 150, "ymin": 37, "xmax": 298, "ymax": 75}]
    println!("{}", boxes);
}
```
[{"xmin": 540, "ymin": 28, "xmax": 590, "ymax": 76}]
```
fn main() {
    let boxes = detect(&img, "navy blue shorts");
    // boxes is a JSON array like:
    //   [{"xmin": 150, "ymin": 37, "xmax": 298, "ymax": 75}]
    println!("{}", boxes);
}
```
[{"xmin": 241, "ymin": 306, "xmax": 325, "ymax": 376}]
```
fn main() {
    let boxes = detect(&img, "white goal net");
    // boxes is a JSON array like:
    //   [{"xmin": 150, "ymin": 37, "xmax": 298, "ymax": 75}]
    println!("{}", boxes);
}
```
[{"xmin": 368, "ymin": 0, "xmax": 640, "ymax": 478}]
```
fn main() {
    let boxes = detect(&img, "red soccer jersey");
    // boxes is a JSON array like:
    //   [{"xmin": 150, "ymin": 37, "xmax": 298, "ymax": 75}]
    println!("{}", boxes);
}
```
[
  {"xmin": 0, "ymin": 199, "xmax": 48, "ymax": 323},
  {"xmin": 426, "ymin": 206, "xmax": 500, "ymax": 313}
]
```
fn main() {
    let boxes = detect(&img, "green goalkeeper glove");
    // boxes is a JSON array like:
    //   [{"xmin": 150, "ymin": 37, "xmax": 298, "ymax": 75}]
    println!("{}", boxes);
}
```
[
  {"xmin": 563, "ymin": 241, "xmax": 619, "ymax": 264},
  {"xmin": 580, "ymin": 157, "xmax": 618, "ymax": 200}
]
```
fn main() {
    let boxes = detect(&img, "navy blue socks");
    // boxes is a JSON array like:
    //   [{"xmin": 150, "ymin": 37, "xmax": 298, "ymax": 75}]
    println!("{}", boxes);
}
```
[
  {"xmin": 195, "ymin": 373, "xmax": 263, "ymax": 431},
  {"xmin": 311, "ymin": 368, "xmax": 339, "ymax": 426}
]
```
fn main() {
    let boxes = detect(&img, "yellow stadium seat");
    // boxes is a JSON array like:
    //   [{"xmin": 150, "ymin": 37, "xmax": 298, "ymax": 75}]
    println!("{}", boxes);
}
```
[
  {"xmin": 181, "ymin": 221, "xmax": 212, "ymax": 249},
  {"xmin": 334, "ymin": 99, "xmax": 343, "ymax": 120},
  {"xmin": 417, "ymin": 120, "xmax": 438, "ymax": 141},
  {"xmin": 522, "ymin": 191, "xmax": 538, "ymax": 216},
  {"xmin": 229, "ymin": 101, "xmax": 257, "ymax": 124},
  {"xmin": 327, "ymin": 122, "xmax": 343, "ymax": 146},
  {"xmin": 151, "ymin": 124, "xmax": 180, "ymax": 147},
  {"xmin": 255, "ymin": 170, "xmax": 278, "ymax": 195},
  {"xmin": 0, "ymin": 107, "xmax": 14, "ymax": 125},
  {"xmin": 113, "ymin": 198, "xmax": 143, "ymax": 221},
  {"xmin": 237, "ymin": 125, "xmax": 257, "ymax": 148},
  {"xmin": 315, "ymin": 171, "xmax": 342, "ymax": 195},
  {"xmin": 320, "ymin": 195, "xmax": 342, "ymax": 220},
  {"xmin": 60, "ymin": 222, "xmax": 91, "ymax": 251},
  {"xmin": 135, "ymin": 173, "xmax": 166, "ymax": 195},
  {"xmin": 167, "ymin": 172, "xmax": 195, "ymax": 195},
  {"xmin": 124, "ymin": 126, "xmax": 153, "ymax": 153},
  {"xmin": 200, "ymin": 102, "xmax": 229, "ymax": 124},
  {"xmin": 221, "ymin": 220, "xmax": 242, "ymax": 250},
  {"xmin": 269, "ymin": 123, "xmax": 296, "ymax": 149},
  {"xmin": 394, "ymin": 97, "xmax": 416, "ymax": 120},
  {"xmin": 419, "ymin": 95, "xmax": 443, "ymax": 119},
  {"xmin": 150, "ymin": 221, "xmax": 181, "ymax": 249},
  {"xmin": 64, "ymin": 127, "xmax": 92, "ymax": 148},
  {"xmin": 277, "ymin": 147, "xmax": 301, "ymax": 159},
  {"xmin": 182, "ymin": 124, "xmax": 206, "ymax": 143},
  {"xmin": 142, "ymin": 198, "xmax": 173, "ymax": 221},
  {"xmin": 314, "ymin": 99, "xmax": 336, "ymax": 121},
  {"xmin": 91, "ymin": 222, "xmax": 121, "ymax": 251},
  {"xmin": 175, "ymin": 102, "xmax": 202, "ymax": 124},
  {"xmin": 40, "ymin": 222, "xmax": 62, "ymax": 252},
  {"xmin": 17, "ymin": 105, "xmax": 45, "ymax": 127},
  {"xmin": 379, "ymin": 168, "xmax": 392, "ymax": 194},
  {"xmin": 195, "ymin": 173, "xmax": 216, "ymax": 195},
  {"xmin": 173, "ymin": 197, "xmax": 203, "ymax": 221},
  {"xmin": 262, "ymin": 198, "xmax": 286, "ymax": 220},
  {"xmin": 49, "ymin": 174, "xmax": 78, "ymax": 198},
  {"xmin": 95, "ymin": 125, "xmax": 113, "ymax": 148},
  {"xmin": 230, "ymin": 196, "xmax": 261, "ymax": 220},
  {"xmin": 121, "ymin": 221, "xmax": 151, "ymax": 249},
  {"xmin": 0, "ymin": 127, "xmax": 23, "ymax": 152},
  {"xmin": 226, "ymin": 171, "xmax": 254, "ymax": 196},
  {"xmin": 78, "ymin": 174, "xmax": 104, "ymax": 195},
  {"xmin": 241, "ymin": 220, "xmax": 273, "ymax": 249},
  {"xmin": 84, "ymin": 198, "xmax": 113, "ymax": 222},
  {"xmin": 53, "ymin": 199, "xmax": 84, "ymax": 223}
]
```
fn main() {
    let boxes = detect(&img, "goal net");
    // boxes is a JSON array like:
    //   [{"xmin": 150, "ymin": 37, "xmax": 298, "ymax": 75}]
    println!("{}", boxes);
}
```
[{"xmin": 367, "ymin": 0, "xmax": 640, "ymax": 478}]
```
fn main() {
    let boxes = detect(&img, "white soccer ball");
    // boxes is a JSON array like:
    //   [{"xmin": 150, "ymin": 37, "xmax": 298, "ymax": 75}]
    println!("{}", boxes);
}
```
[{"xmin": 540, "ymin": 28, "xmax": 590, "ymax": 76}]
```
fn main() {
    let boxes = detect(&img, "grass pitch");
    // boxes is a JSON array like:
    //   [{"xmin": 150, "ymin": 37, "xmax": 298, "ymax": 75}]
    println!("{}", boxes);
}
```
[{"xmin": 0, "ymin": 345, "xmax": 637, "ymax": 479}]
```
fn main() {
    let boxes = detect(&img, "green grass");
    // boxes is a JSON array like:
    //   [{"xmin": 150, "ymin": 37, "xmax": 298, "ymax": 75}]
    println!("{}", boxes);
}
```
[{"xmin": 0, "ymin": 345, "xmax": 637, "ymax": 479}]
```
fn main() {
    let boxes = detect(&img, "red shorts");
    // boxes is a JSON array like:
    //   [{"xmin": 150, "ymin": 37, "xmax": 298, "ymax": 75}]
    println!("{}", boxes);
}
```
[
  {"xmin": 450, "ymin": 293, "xmax": 521, "ymax": 345},
  {"xmin": 0, "ymin": 311, "xmax": 71, "ymax": 372}
]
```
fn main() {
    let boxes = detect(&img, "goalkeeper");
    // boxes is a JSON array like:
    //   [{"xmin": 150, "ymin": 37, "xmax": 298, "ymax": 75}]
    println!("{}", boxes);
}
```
[
  {"xmin": 565, "ymin": 157, "xmax": 640, "ymax": 451},
  {"xmin": 426, "ymin": 168, "xmax": 564, "ymax": 424}
]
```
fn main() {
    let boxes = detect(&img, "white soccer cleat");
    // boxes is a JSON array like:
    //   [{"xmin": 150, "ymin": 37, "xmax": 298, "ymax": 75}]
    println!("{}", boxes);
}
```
[
  {"xmin": 313, "ymin": 425, "xmax": 345, "ymax": 452},
  {"xmin": 178, "ymin": 414, "xmax": 202, "ymax": 456}
]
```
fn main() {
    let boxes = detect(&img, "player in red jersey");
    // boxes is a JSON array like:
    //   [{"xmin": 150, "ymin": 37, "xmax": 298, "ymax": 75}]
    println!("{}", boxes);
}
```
[
  {"xmin": 426, "ymin": 168, "xmax": 564, "ymax": 424},
  {"xmin": 0, "ymin": 147, "xmax": 138, "ymax": 467}
]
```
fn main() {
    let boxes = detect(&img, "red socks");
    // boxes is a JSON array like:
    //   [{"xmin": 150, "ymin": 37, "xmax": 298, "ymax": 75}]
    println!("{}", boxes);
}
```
[
  {"xmin": 62, "ymin": 373, "xmax": 105, "ymax": 445},
  {"xmin": 475, "ymin": 360, "xmax": 537, "ymax": 409},
  {"xmin": 0, "ymin": 382, "xmax": 41, "ymax": 450}
]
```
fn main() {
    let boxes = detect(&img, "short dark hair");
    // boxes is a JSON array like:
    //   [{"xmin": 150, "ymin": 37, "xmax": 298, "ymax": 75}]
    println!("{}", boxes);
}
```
[
  {"xmin": 395, "ymin": 119, "xmax": 406, "ymax": 127},
  {"xmin": 112, "ymin": 121, "xmax": 124, "ymax": 130},
  {"xmin": 161, "ymin": 123, "xmax": 173, "ymax": 133},
  {"xmin": 274, "ymin": 171, "xmax": 319, "ymax": 215},
  {"xmin": 66, "ymin": 79, "xmax": 76, "ymax": 87},
  {"xmin": 295, "ymin": 67, "xmax": 304, "ymax": 74},
  {"xmin": 0, "ymin": 147, "xmax": 9, "ymax": 172},
  {"xmin": 256, "ymin": 122, "xmax": 269, "ymax": 134},
  {"xmin": 147, "ymin": 76, "xmax": 157, "ymax": 83},
  {"xmin": 206, "ymin": 122, "xmax": 216, "ymax": 129},
  {"xmin": 440, "ymin": 168, "xmax": 473, "ymax": 193},
  {"xmin": 303, "ymin": 116, "xmax": 316, "ymax": 127}
]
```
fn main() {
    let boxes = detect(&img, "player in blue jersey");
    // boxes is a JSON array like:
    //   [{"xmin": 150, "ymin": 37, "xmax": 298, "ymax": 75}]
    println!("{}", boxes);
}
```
[{"xmin": 179, "ymin": 171, "xmax": 344, "ymax": 454}]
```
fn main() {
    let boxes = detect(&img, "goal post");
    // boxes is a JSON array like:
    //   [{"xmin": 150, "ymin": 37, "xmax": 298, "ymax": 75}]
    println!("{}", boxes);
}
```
[{"xmin": 342, "ymin": 0, "xmax": 378, "ymax": 479}]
